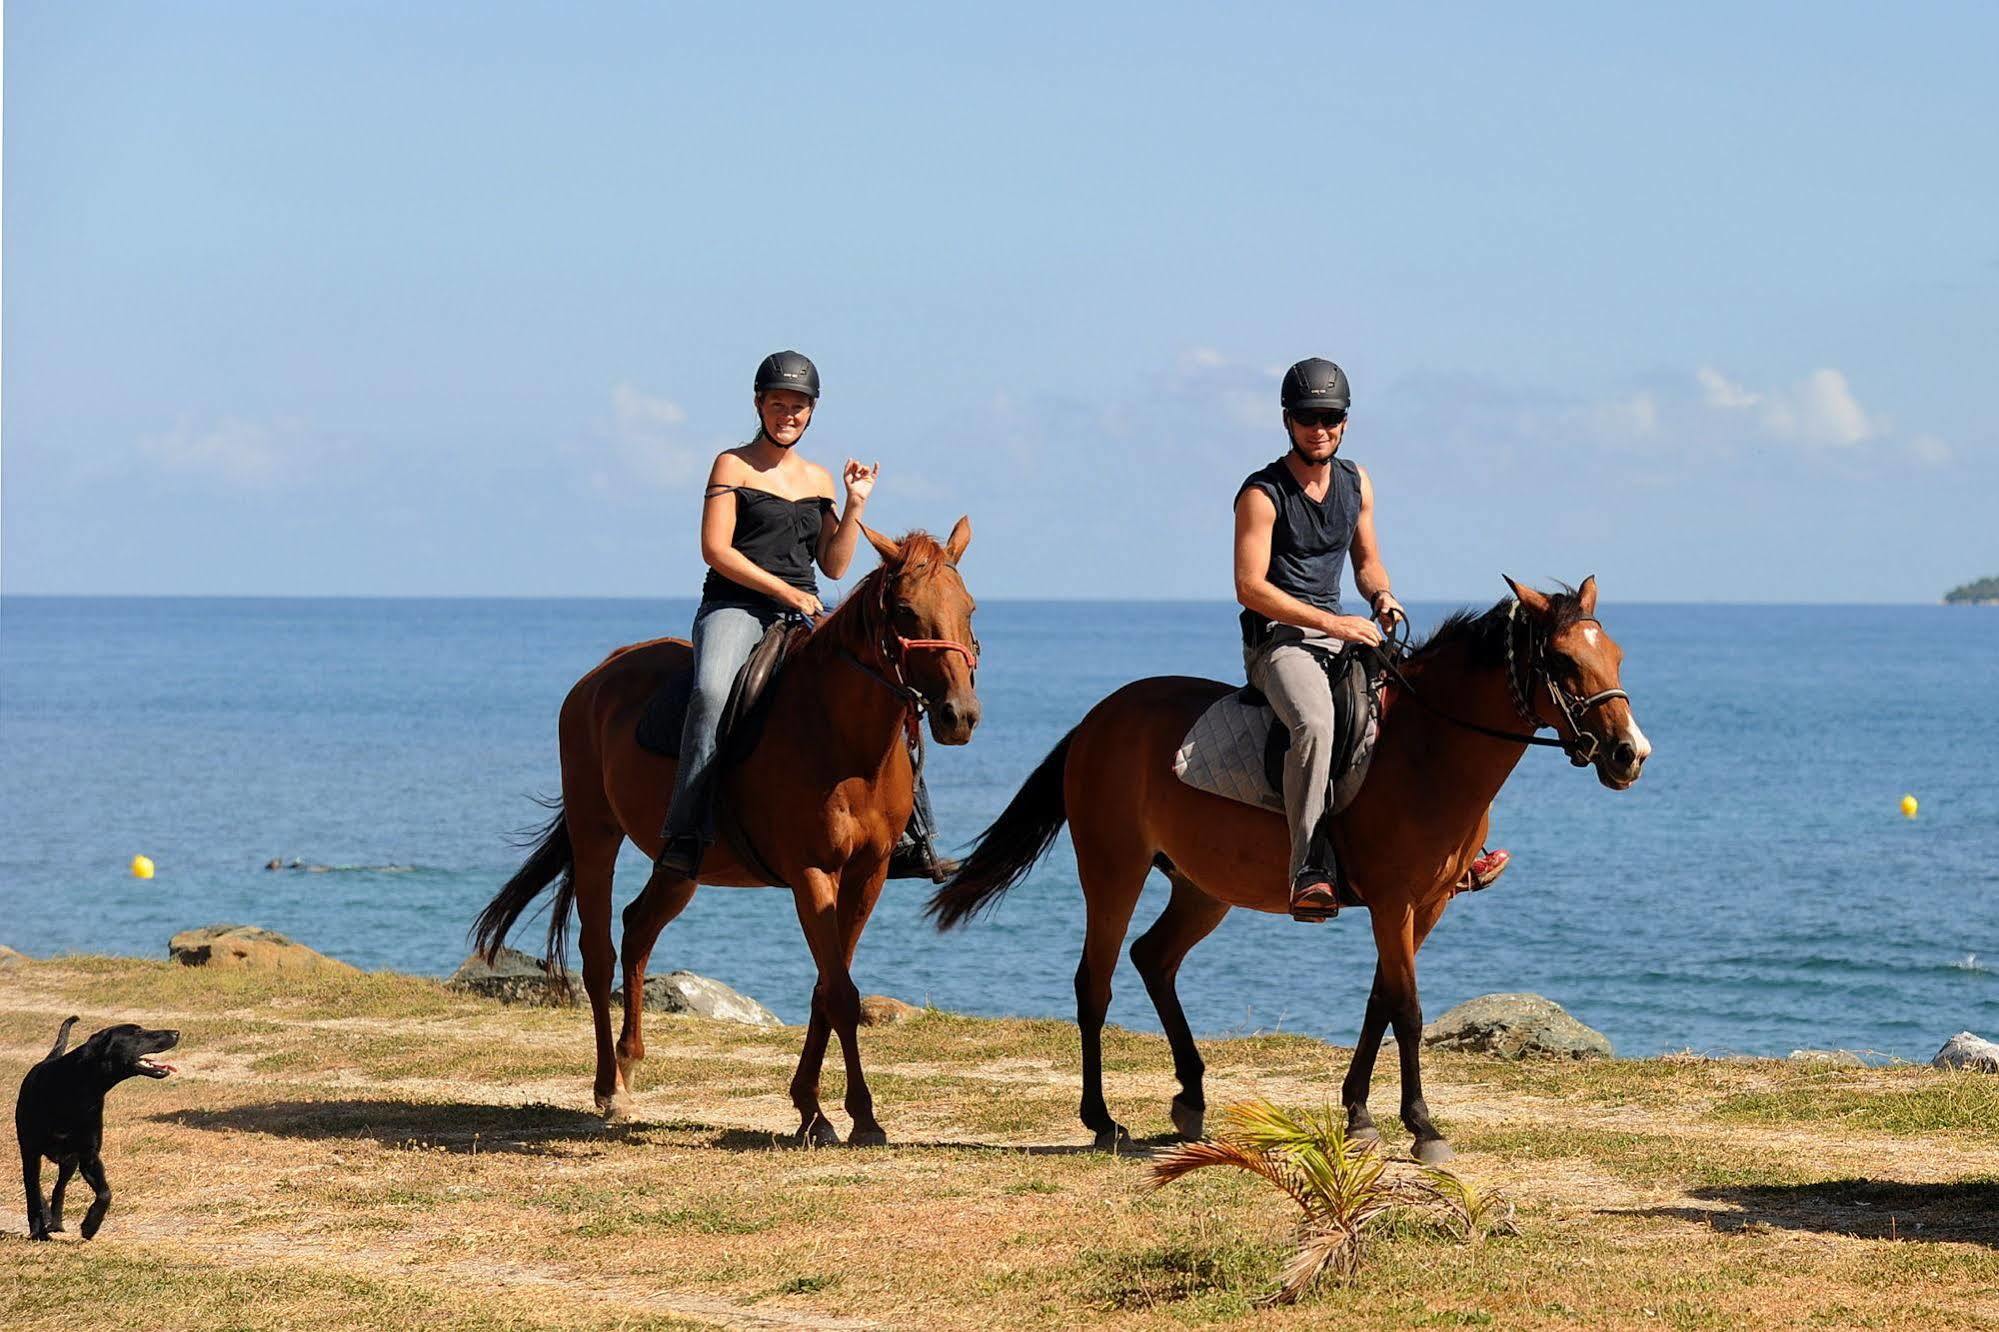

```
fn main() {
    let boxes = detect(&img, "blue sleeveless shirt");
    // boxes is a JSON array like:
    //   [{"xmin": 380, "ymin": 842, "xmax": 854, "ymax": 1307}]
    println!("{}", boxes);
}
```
[{"xmin": 1235, "ymin": 456, "xmax": 1361, "ymax": 645}]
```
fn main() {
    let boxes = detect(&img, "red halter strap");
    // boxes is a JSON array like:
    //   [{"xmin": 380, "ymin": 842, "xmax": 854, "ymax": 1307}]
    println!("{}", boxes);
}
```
[{"xmin": 894, "ymin": 636, "xmax": 979, "ymax": 670}]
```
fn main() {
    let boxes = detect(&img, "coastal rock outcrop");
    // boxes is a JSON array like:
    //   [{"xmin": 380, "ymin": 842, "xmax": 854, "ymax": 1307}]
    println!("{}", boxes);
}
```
[
  {"xmin": 613, "ymin": 971, "xmax": 780, "ymax": 1026},
  {"xmin": 169, "ymin": 924, "xmax": 358, "ymax": 974},
  {"xmin": 1418, "ymin": 993, "xmax": 1613, "ymax": 1060},
  {"xmin": 0, "ymin": 944, "xmax": 28, "ymax": 967},
  {"xmin": 446, "ymin": 947, "xmax": 575, "ymax": 1006},
  {"xmin": 1788, "ymin": 1049, "xmax": 1867, "ymax": 1068},
  {"xmin": 859, "ymin": 995, "xmax": 921, "ymax": 1027},
  {"xmin": 1931, "ymin": 1031, "xmax": 1999, "ymax": 1073}
]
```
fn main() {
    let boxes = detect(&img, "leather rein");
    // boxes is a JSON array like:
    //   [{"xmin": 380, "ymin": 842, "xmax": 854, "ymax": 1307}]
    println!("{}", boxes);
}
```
[{"xmin": 1369, "ymin": 600, "xmax": 1627, "ymax": 768}]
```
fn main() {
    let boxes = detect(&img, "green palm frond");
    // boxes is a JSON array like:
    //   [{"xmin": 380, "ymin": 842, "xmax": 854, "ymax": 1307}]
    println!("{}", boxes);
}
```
[{"xmin": 1148, "ymin": 1097, "xmax": 1515, "ymax": 1302}]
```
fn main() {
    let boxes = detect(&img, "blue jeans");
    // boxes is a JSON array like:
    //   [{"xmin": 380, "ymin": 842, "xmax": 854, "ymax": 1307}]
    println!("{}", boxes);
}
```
[{"xmin": 662, "ymin": 603, "xmax": 776, "ymax": 842}]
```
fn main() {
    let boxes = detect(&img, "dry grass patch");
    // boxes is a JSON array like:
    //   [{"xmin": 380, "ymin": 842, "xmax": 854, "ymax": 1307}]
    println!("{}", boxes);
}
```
[{"xmin": 5, "ymin": 956, "xmax": 1998, "ymax": 1330}]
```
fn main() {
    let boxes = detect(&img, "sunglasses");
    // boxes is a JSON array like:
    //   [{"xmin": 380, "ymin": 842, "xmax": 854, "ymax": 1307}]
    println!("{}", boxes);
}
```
[{"xmin": 1290, "ymin": 408, "xmax": 1347, "ymax": 428}]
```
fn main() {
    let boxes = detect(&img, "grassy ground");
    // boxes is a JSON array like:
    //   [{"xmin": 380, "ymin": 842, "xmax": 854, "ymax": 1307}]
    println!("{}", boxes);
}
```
[{"xmin": 2, "ymin": 957, "xmax": 1995, "ymax": 1330}]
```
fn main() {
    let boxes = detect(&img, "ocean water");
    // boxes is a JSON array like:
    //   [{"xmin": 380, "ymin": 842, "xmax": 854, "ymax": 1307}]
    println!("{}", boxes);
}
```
[{"xmin": 2, "ymin": 596, "xmax": 1994, "ymax": 1061}]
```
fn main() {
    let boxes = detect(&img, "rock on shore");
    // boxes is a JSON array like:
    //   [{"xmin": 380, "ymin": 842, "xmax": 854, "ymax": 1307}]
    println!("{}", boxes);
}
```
[
  {"xmin": 1418, "ymin": 993, "xmax": 1614, "ymax": 1060},
  {"xmin": 0, "ymin": 944, "xmax": 28, "ymax": 967},
  {"xmin": 446, "ymin": 946, "xmax": 574, "ymax": 1006},
  {"xmin": 169, "ymin": 925, "xmax": 358, "ymax": 974},
  {"xmin": 613, "ymin": 971, "xmax": 780, "ymax": 1026},
  {"xmin": 860, "ymin": 995, "xmax": 921, "ymax": 1027},
  {"xmin": 1932, "ymin": 1031, "xmax": 1999, "ymax": 1073}
]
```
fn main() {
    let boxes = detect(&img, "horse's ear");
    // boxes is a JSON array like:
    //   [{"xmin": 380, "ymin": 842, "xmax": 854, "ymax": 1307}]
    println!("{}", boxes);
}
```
[
  {"xmin": 863, "ymin": 525, "xmax": 903, "ymax": 565},
  {"xmin": 1504, "ymin": 575, "xmax": 1552, "ymax": 619},
  {"xmin": 944, "ymin": 515, "xmax": 972, "ymax": 565},
  {"xmin": 1577, "ymin": 575, "xmax": 1598, "ymax": 616}
]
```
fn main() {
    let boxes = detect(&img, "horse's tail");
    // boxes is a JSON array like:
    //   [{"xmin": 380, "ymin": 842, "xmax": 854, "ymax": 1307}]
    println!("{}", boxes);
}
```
[
  {"xmin": 472, "ymin": 797, "xmax": 576, "ymax": 973},
  {"xmin": 926, "ymin": 729, "xmax": 1074, "ymax": 931}
]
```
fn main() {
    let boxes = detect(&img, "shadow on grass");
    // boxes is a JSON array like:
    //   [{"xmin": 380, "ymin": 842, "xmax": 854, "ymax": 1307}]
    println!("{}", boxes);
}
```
[
  {"xmin": 1629, "ymin": 1178, "xmax": 1999, "ymax": 1247},
  {"xmin": 155, "ymin": 1098, "xmax": 1176, "ymax": 1160},
  {"xmin": 153, "ymin": 1099, "xmax": 634, "ymax": 1155}
]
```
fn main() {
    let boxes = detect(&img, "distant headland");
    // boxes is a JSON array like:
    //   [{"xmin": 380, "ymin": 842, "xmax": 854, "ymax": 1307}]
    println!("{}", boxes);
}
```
[{"xmin": 1944, "ymin": 576, "xmax": 1999, "ymax": 605}]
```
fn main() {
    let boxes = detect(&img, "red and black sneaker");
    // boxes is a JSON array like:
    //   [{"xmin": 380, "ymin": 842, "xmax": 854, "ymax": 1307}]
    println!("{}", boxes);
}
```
[{"xmin": 1459, "ymin": 847, "xmax": 1510, "ymax": 892}]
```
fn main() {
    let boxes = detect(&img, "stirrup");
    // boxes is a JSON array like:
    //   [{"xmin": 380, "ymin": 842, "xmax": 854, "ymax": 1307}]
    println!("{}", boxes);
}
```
[
  {"xmin": 1289, "ymin": 872, "xmax": 1342, "ymax": 923},
  {"xmin": 654, "ymin": 833, "xmax": 704, "ymax": 879}
]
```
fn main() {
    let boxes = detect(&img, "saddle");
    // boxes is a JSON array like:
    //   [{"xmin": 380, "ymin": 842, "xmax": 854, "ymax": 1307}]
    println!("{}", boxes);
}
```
[
  {"xmin": 635, "ymin": 619, "xmax": 945, "ymax": 884},
  {"xmin": 1171, "ymin": 644, "xmax": 1384, "ymax": 820},
  {"xmin": 634, "ymin": 618, "xmax": 808, "ymax": 761}
]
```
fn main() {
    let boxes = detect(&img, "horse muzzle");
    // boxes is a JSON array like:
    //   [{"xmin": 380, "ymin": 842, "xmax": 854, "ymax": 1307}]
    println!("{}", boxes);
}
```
[{"xmin": 929, "ymin": 695, "xmax": 981, "ymax": 746}]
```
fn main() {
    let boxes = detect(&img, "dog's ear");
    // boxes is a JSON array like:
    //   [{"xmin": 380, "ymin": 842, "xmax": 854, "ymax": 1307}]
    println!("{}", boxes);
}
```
[{"xmin": 47, "ymin": 1016, "xmax": 79, "ymax": 1060}]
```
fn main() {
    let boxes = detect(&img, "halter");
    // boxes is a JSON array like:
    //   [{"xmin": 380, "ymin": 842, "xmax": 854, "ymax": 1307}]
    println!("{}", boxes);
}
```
[{"xmin": 838, "ymin": 566, "xmax": 980, "ymax": 720}]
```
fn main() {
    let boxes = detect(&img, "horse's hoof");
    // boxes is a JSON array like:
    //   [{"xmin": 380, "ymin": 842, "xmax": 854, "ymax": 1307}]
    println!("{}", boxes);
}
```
[
  {"xmin": 1092, "ymin": 1124, "xmax": 1133, "ymax": 1152},
  {"xmin": 1411, "ymin": 1137, "xmax": 1456, "ymax": 1166},
  {"xmin": 597, "ymin": 1091, "xmax": 633, "ymax": 1122},
  {"xmin": 792, "ymin": 1117, "xmax": 839, "ymax": 1149},
  {"xmin": 1170, "ymin": 1098, "xmax": 1205, "ymax": 1141},
  {"xmin": 847, "ymin": 1126, "xmax": 889, "ymax": 1148},
  {"xmin": 1348, "ymin": 1124, "xmax": 1382, "ymax": 1149}
]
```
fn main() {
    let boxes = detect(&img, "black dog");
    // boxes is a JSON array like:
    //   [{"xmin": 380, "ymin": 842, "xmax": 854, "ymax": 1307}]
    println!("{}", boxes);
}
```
[{"xmin": 16, "ymin": 1017, "xmax": 180, "ymax": 1240}]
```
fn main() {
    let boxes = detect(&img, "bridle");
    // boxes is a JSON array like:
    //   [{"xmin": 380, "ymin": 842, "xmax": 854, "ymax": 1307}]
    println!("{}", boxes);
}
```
[
  {"xmin": 1500, "ymin": 599, "xmax": 1628, "ymax": 767},
  {"xmin": 1371, "ymin": 600, "xmax": 1626, "ymax": 767},
  {"xmin": 838, "ymin": 566, "xmax": 980, "ymax": 720}
]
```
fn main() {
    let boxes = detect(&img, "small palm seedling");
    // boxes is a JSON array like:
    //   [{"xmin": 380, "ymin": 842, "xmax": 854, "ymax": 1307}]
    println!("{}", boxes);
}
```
[
  {"xmin": 1151, "ymin": 1098, "xmax": 1512, "ymax": 1304},
  {"xmin": 1416, "ymin": 1165, "xmax": 1518, "ymax": 1242}
]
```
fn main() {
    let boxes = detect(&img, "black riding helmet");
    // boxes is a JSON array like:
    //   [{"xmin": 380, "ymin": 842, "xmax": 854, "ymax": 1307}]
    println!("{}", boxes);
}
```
[
  {"xmin": 754, "ymin": 350, "xmax": 821, "ymax": 401},
  {"xmin": 1280, "ymin": 358, "xmax": 1350, "ymax": 414}
]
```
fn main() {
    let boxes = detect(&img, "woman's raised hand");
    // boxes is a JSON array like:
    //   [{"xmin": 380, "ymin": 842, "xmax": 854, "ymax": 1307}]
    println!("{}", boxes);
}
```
[{"xmin": 843, "ymin": 459, "xmax": 880, "ymax": 505}]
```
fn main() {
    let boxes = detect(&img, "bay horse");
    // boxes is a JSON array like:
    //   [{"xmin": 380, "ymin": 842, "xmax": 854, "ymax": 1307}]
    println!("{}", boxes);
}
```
[
  {"xmin": 475, "ymin": 520, "xmax": 980, "ymax": 1146},
  {"xmin": 927, "ymin": 576, "xmax": 1648, "ymax": 1164}
]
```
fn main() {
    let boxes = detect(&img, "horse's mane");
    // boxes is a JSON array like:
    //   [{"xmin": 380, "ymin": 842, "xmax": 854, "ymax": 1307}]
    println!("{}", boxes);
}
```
[
  {"xmin": 1412, "ymin": 586, "xmax": 1588, "ymax": 670},
  {"xmin": 807, "ymin": 530, "xmax": 952, "ymax": 654}
]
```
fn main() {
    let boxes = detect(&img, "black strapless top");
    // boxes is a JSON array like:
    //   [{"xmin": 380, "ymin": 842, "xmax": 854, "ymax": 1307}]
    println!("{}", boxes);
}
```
[{"xmin": 699, "ymin": 487, "xmax": 833, "ymax": 613}]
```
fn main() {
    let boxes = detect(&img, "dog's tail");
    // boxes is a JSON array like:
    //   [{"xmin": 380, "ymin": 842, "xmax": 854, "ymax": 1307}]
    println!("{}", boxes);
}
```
[{"xmin": 47, "ymin": 1016, "xmax": 79, "ymax": 1060}]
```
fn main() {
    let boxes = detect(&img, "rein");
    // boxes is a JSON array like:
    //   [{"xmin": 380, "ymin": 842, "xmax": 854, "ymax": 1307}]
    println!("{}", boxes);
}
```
[{"xmin": 1369, "ymin": 600, "xmax": 1626, "ymax": 767}]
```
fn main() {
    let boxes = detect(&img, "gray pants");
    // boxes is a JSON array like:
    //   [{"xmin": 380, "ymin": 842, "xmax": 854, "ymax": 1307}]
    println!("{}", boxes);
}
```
[
  {"xmin": 1245, "ymin": 625, "xmax": 1341, "ymax": 884},
  {"xmin": 663, "ymin": 603, "xmax": 776, "ymax": 842}
]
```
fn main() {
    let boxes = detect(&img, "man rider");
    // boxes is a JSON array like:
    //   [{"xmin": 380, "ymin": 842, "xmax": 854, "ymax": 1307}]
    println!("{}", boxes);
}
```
[{"xmin": 1234, "ymin": 358, "xmax": 1509, "ymax": 920}]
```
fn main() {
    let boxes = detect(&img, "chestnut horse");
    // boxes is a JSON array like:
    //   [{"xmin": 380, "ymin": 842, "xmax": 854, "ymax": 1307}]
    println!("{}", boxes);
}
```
[
  {"xmin": 928, "ymin": 577, "xmax": 1648, "ymax": 1163},
  {"xmin": 476, "ymin": 521, "xmax": 980, "ymax": 1146}
]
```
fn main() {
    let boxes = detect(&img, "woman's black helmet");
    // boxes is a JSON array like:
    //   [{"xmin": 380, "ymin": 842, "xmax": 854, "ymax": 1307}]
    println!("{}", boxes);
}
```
[
  {"xmin": 1280, "ymin": 358, "xmax": 1350, "ymax": 413},
  {"xmin": 754, "ymin": 350, "xmax": 820, "ymax": 400}
]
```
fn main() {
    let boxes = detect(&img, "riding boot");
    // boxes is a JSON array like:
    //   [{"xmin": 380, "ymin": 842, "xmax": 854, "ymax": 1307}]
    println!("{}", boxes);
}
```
[{"xmin": 887, "ymin": 772, "xmax": 958, "ymax": 883}]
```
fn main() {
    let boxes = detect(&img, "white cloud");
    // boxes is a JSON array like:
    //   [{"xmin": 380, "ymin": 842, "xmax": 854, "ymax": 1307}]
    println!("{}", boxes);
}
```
[
  {"xmin": 1760, "ymin": 368, "xmax": 1876, "ymax": 447},
  {"xmin": 1696, "ymin": 367, "xmax": 1760, "ymax": 410},
  {"xmin": 591, "ymin": 382, "xmax": 715, "ymax": 490},
  {"xmin": 138, "ymin": 417, "xmax": 315, "ymax": 487}
]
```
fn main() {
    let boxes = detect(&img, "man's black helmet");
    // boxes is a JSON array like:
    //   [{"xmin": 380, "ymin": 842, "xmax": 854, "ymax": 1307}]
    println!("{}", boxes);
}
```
[
  {"xmin": 754, "ymin": 350, "xmax": 820, "ymax": 400},
  {"xmin": 1280, "ymin": 358, "xmax": 1350, "ymax": 414}
]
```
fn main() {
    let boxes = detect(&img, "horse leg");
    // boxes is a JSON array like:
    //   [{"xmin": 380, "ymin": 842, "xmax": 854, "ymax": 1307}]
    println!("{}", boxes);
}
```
[
  {"xmin": 615, "ymin": 866, "xmax": 698, "ymax": 1093},
  {"xmin": 570, "ymin": 832, "xmax": 626, "ymax": 1119},
  {"xmin": 833, "ymin": 861, "xmax": 890, "ymax": 1146},
  {"xmin": 787, "ymin": 867, "xmax": 860, "ymax": 1148},
  {"xmin": 1340, "ymin": 967, "xmax": 1391, "ymax": 1145},
  {"xmin": 1370, "ymin": 900, "xmax": 1453, "ymax": 1164},
  {"xmin": 1072, "ymin": 837, "xmax": 1149, "ymax": 1150},
  {"xmin": 1128, "ymin": 871, "xmax": 1230, "ymax": 1141}
]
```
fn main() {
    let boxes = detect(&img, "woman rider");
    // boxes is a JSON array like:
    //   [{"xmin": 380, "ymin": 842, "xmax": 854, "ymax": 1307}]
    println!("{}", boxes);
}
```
[{"xmin": 655, "ymin": 351, "xmax": 948, "ymax": 882}]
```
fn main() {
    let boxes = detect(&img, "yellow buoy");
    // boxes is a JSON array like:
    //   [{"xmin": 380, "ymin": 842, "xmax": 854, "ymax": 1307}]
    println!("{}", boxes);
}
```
[
  {"xmin": 130, "ymin": 855, "xmax": 155, "ymax": 879},
  {"xmin": 1899, "ymin": 795, "xmax": 1919, "ymax": 820}
]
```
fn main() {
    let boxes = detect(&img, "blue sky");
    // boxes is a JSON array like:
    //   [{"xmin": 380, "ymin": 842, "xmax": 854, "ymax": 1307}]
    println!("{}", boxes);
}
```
[{"xmin": 5, "ymin": 2, "xmax": 1994, "ymax": 601}]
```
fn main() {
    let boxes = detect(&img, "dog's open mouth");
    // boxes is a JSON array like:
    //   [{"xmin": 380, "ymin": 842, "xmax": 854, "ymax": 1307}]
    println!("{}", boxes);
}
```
[{"xmin": 136, "ymin": 1057, "xmax": 176, "ymax": 1078}]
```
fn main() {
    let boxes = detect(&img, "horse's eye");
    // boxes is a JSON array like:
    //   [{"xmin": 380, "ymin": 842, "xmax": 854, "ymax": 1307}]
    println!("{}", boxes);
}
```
[{"xmin": 1545, "ymin": 651, "xmax": 1579, "ymax": 677}]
